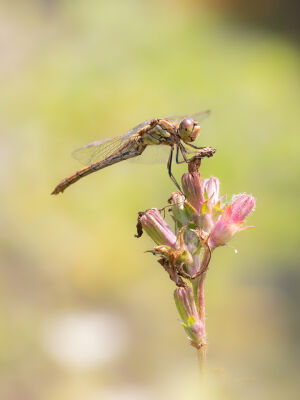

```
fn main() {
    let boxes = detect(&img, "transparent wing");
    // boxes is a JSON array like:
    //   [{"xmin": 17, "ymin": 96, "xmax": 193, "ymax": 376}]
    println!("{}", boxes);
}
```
[
  {"xmin": 129, "ymin": 144, "xmax": 171, "ymax": 165},
  {"xmin": 165, "ymin": 109, "xmax": 211, "ymax": 124},
  {"xmin": 72, "ymin": 136, "xmax": 126, "ymax": 165},
  {"xmin": 72, "ymin": 119, "xmax": 150, "ymax": 165}
]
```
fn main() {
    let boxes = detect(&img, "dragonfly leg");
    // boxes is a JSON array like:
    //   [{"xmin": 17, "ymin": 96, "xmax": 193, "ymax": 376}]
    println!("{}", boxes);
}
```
[
  {"xmin": 176, "ymin": 144, "xmax": 214, "ymax": 162},
  {"xmin": 167, "ymin": 148, "xmax": 182, "ymax": 192},
  {"xmin": 176, "ymin": 144, "xmax": 200, "ymax": 164},
  {"xmin": 185, "ymin": 143, "xmax": 206, "ymax": 150},
  {"xmin": 175, "ymin": 145, "xmax": 187, "ymax": 164},
  {"xmin": 178, "ymin": 143, "xmax": 190, "ymax": 163}
]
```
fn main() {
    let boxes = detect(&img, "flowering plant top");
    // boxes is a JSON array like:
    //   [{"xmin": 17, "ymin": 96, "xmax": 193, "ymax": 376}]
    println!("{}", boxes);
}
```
[{"xmin": 136, "ymin": 152, "xmax": 255, "ymax": 351}]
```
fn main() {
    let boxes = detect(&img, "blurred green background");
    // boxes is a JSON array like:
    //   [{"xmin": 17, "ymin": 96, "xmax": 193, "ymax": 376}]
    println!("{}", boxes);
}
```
[{"xmin": 0, "ymin": 1, "xmax": 299, "ymax": 399}]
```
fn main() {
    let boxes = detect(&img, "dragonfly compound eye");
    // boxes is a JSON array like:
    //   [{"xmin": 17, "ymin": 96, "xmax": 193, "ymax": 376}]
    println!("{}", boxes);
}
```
[{"xmin": 179, "ymin": 118, "xmax": 200, "ymax": 142}]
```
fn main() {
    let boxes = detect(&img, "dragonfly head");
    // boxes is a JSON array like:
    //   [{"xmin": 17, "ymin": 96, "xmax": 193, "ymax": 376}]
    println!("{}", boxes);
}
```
[{"xmin": 178, "ymin": 118, "xmax": 200, "ymax": 143}]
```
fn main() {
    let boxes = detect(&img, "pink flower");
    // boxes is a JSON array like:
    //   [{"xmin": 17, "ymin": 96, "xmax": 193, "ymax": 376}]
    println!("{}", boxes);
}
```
[
  {"xmin": 140, "ymin": 208, "xmax": 177, "ymax": 248},
  {"xmin": 174, "ymin": 286, "xmax": 205, "ymax": 348},
  {"xmin": 231, "ymin": 194, "xmax": 255, "ymax": 222},
  {"xmin": 208, "ymin": 194, "xmax": 255, "ymax": 249},
  {"xmin": 202, "ymin": 177, "xmax": 220, "ymax": 207},
  {"xmin": 181, "ymin": 171, "xmax": 204, "ymax": 214}
]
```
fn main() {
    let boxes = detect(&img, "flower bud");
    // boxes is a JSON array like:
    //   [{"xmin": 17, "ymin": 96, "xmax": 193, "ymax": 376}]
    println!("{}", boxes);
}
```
[
  {"xmin": 174, "ymin": 286, "xmax": 205, "ymax": 348},
  {"xmin": 208, "ymin": 194, "xmax": 255, "ymax": 249},
  {"xmin": 202, "ymin": 177, "xmax": 220, "ymax": 206},
  {"xmin": 140, "ymin": 208, "xmax": 177, "ymax": 248},
  {"xmin": 231, "ymin": 193, "xmax": 255, "ymax": 222},
  {"xmin": 171, "ymin": 191, "xmax": 197, "ymax": 227},
  {"xmin": 182, "ymin": 172, "xmax": 204, "ymax": 214},
  {"xmin": 194, "ymin": 177, "xmax": 222, "ymax": 233}
]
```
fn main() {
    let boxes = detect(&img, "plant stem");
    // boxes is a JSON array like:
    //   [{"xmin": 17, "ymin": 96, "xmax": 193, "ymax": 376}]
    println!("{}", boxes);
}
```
[
  {"xmin": 197, "ymin": 272, "xmax": 207, "ymax": 376},
  {"xmin": 197, "ymin": 344, "xmax": 207, "ymax": 376},
  {"xmin": 198, "ymin": 272, "xmax": 206, "ymax": 325}
]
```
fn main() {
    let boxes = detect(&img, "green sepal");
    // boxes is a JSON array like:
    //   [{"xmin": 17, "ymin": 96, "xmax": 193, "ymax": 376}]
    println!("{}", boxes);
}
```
[
  {"xmin": 184, "ymin": 201, "xmax": 198, "ymax": 218},
  {"xmin": 172, "ymin": 201, "xmax": 198, "ymax": 227},
  {"xmin": 183, "ymin": 228, "xmax": 201, "ymax": 255},
  {"xmin": 187, "ymin": 315, "xmax": 196, "ymax": 327},
  {"xmin": 174, "ymin": 291, "xmax": 189, "ymax": 323},
  {"xmin": 211, "ymin": 202, "xmax": 223, "ymax": 221},
  {"xmin": 200, "ymin": 200, "xmax": 209, "ymax": 215},
  {"xmin": 204, "ymin": 190, "xmax": 209, "ymax": 201},
  {"xmin": 176, "ymin": 250, "xmax": 193, "ymax": 267}
]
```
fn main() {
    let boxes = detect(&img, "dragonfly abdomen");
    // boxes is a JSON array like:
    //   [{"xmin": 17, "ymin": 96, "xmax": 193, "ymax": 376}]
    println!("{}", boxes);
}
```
[{"xmin": 52, "ymin": 139, "xmax": 146, "ymax": 195}]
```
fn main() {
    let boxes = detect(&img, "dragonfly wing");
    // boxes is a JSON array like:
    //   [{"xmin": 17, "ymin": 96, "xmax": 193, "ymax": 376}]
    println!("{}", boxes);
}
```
[
  {"xmin": 166, "ymin": 110, "xmax": 211, "ymax": 124},
  {"xmin": 72, "ymin": 136, "xmax": 126, "ymax": 165},
  {"xmin": 72, "ymin": 119, "xmax": 150, "ymax": 166},
  {"xmin": 128, "ymin": 144, "xmax": 170, "ymax": 165},
  {"xmin": 189, "ymin": 109, "xmax": 211, "ymax": 122},
  {"xmin": 122, "ymin": 119, "xmax": 150, "ymax": 139}
]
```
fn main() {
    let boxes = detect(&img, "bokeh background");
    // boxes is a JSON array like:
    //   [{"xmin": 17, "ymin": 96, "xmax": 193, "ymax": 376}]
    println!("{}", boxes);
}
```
[{"xmin": 0, "ymin": 1, "xmax": 299, "ymax": 399}]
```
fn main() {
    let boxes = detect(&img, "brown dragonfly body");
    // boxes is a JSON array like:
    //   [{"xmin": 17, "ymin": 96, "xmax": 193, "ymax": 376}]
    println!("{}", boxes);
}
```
[{"xmin": 52, "ymin": 112, "xmax": 213, "ymax": 195}]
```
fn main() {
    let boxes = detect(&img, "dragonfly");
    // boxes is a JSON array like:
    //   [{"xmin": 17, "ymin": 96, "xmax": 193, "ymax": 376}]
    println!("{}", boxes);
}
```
[{"xmin": 51, "ymin": 110, "xmax": 214, "ymax": 195}]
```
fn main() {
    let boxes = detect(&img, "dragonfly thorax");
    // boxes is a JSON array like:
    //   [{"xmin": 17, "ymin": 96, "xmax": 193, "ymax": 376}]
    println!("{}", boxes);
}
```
[{"xmin": 178, "ymin": 118, "xmax": 200, "ymax": 143}]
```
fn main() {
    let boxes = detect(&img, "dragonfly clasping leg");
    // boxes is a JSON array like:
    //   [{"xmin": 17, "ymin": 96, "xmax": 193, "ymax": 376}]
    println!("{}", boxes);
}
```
[
  {"xmin": 185, "ymin": 143, "xmax": 207, "ymax": 150},
  {"xmin": 176, "ymin": 144, "xmax": 190, "ymax": 164},
  {"xmin": 167, "ymin": 147, "xmax": 182, "ymax": 192}
]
